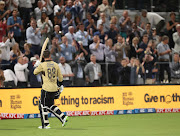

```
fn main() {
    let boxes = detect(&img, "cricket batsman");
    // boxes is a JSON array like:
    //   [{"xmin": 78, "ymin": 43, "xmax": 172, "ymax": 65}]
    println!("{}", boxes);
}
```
[{"xmin": 34, "ymin": 50, "xmax": 68, "ymax": 129}]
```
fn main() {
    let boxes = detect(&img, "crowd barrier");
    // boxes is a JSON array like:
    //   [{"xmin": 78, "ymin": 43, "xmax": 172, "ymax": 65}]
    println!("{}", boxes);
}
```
[{"xmin": 0, "ymin": 85, "xmax": 180, "ymax": 119}]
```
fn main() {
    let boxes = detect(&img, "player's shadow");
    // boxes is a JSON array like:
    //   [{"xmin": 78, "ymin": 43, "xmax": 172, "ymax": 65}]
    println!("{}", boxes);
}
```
[{"xmin": 53, "ymin": 128, "xmax": 87, "ymax": 130}]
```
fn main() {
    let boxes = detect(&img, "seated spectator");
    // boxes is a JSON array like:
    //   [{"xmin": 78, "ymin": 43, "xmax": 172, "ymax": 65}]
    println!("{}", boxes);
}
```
[
  {"xmin": 143, "ymin": 23, "xmax": 153, "ymax": 40},
  {"xmin": 3, "ymin": 69, "xmax": 17, "ymax": 88},
  {"xmin": 135, "ymin": 58, "xmax": 145, "ymax": 84},
  {"xmin": 70, "ymin": 53, "xmax": 87, "ymax": 86},
  {"xmin": 119, "ymin": 10, "xmax": 132, "ymax": 39},
  {"xmin": 58, "ymin": 56, "xmax": 74, "ymax": 86},
  {"xmin": 0, "ymin": 33, "xmax": 16, "ymax": 70},
  {"xmin": 14, "ymin": 56, "xmax": 28, "ymax": 88},
  {"xmin": 0, "ymin": 69, "xmax": 5, "ymax": 87},
  {"xmin": 26, "ymin": 19, "xmax": 41, "ymax": 55},
  {"xmin": 84, "ymin": 54, "xmax": 102, "ymax": 86},
  {"xmin": 22, "ymin": 43, "xmax": 34, "ymax": 61},
  {"xmin": 65, "ymin": 26, "xmax": 76, "ymax": 45},
  {"xmin": 62, "ymin": 11, "xmax": 76, "ymax": 35},
  {"xmin": 157, "ymin": 36, "xmax": 171, "ymax": 83},
  {"xmin": 60, "ymin": 36, "xmax": 77, "ymax": 63},
  {"xmin": 97, "ymin": 13, "xmax": 109, "ymax": 32},
  {"xmin": 53, "ymin": 25, "xmax": 62, "ymax": 43},
  {"xmin": 114, "ymin": 36, "xmax": 130, "ymax": 63},
  {"xmin": 7, "ymin": 8, "xmax": 23, "ymax": 43},
  {"xmin": 34, "ymin": 0, "xmax": 47, "ymax": 21},
  {"xmin": 0, "ymin": 19, "xmax": 7, "ymax": 42},
  {"xmin": 142, "ymin": 52, "xmax": 155, "ymax": 84},
  {"xmin": 170, "ymin": 53, "xmax": 180, "ymax": 84},
  {"xmin": 83, "ymin": 12, "xmax": 97, "ymax": 32},
  {"xmin": 49, "ymin": 36, "xmax": 61, "ymax": 63},
  {"xmin": 173, "ymin": 24, "xmax": 180, "ymax": 53},
  {"xmin": 117, "ymin": 58, "xmax": 131, "ymax": 85},
  {"xmin": 0, "ymin": 1, "xmax": 11, "ymax": 21}
]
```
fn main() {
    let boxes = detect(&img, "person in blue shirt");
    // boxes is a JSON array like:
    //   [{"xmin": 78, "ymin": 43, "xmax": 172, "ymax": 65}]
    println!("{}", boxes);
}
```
[{"xmin": 7, "ymin": 8, "xmax": 23, "ymax": 43}]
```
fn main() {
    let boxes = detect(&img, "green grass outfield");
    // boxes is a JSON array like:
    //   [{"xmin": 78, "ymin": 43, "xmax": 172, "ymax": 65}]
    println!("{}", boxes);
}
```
[{"xmin": 0, "ymin": 113, "xmax": 180, "ymax": 136}]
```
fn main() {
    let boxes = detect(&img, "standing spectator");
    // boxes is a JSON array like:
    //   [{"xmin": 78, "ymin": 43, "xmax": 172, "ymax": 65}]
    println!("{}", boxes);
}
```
[
  {"xmin": 7, "ymin": 8, "xmax": 23, "ymax": 43},
  {"xmin": 135, "ymin": 58, "xmax": 145, "ymax": 84},
  {"xmin": 170, "ymin": 52, "xmax": 180, "ymax": 84},
  {"xmin": 110, "ymin": 16, "xmax": 119, "ymax": 31},
  {"xmin": 0, "ymin": 69, "xmax": 5, "ymax": 87},
  {"xmin": 18, "ymin": 0, "xmax": 32, "ymax": 28},
  {"xmin": 0, "ymin": 19, "xmax": 7, "ymax": 42},
  {"xmin": 119, "ymin": 10, "xmax": 132, "ymax": 39},
  {"xmin": 53, "ymin": 25, "xmax": 62, "ymax": 43},
  {"xmin": 49, "ymin": 36, "xmax": 61, "ymax": 63},
  {"xmin": 152, "ymin": 28, "xmax": 160, "ymax": 46},
  {"xmin": 0, "ymin": 33, "xmax": 16, "ymax": 70},
  {"xmin": 26, "ymin": 19, "xmax": 41, "ymax": 55},
  {"xmin": 41, "ymin": 0, "xmax": 54, "ymax": 21},
  {"xmin": 62, "ymin": 12, "xmax": 76, "ymax": 35},
  {"xmin": 129, "ymin": 37, "xmax": 139, "ymax": 59},
  {"xmin": 58, "ymin": 56, "xmax": 74, "ymax": 86},
  {"xmin": 117, "ymin": 58, "xmax": 131, "ymax": 85},
  {"xmin": 93, "ymin": 24, "xmax": 105, "ymax": 44},
  {"xmin": 88, "ymin": 0, "xmax": 98, "ymax": 22},
  {"xmin": 157, "ymin": 36, "xmax": 171, "ymax": 83},
  {"xmin": 83, "ymin": 12, "xmax": 97, "ymax": 32},
  {"xmin": 22, "ymin": 43, "xmax": 34, "ymax": 60},
  {"xmin": 105, "ymin": 22, "xmax": 118, "ymax": 44},
  {"xmin": 84, "ymin": 54, "xmax": 102, "ymax": 86},
  {"xmin": 173, "ymin": 24, "xmax": 180, "ymax": 53},
  {"xmin": 70, "ymin": 53, "xmax": 87, "ymax": 86},
  {"xmin": 141, "ymin": 10, "xmax": 165, "ymax": 35},
  {"xmin": 65, "ymin": 26, "xmax": 76, "ymax": 45},
  {"xmin": 54, "ymin": 0, "xmax": 65, "ymax": 22},
  {"xmin": 34, "ymin": 0, "xmax": 47, "ymax": 21},
  {"xmin": 14, "ymin": 56, "xmax": 28, "ymax": 88},
  {"xmin": 134, "ymin": 15, "xmax": 145, "ymax": 30},
  {"xmin": 129, "ymin": 22, "xmax": 141, "ymax": 43},
  {"xmin": 129, "ymin": 57, "xmax": 136, "ymax": 84},
  {"xmin": 97, "ymin": 13, "xmax": 109, "ymax": 32},
  {"xmin": 114, "ymin": 36, "xmax": 130, "ymax": 62},
  {"xmin": 0, "ymin": 1, "xmax": 11, "ymax": 21},
  {"xmin": 3, "ymin": 69, "xmax": 17, "ymax": 88},
  {"xmin": 6, "ymin": 0, "xmax": 19, "ymax": 12},
  {"xmin": 142, "ymin": 23, "xmax": 153, "ymax": 40},
  {"xmin": 60, "ymin": 36, "xmax": 77, "ymax": 63},
  {"xmin": 166, "ymin": 12, "xmax": 178, "ymax": 49}
]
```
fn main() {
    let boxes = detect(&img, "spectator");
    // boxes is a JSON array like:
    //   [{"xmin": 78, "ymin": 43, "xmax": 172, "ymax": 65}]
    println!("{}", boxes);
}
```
[
  {"xmin": 0, "ymin": 33, "xmax": 16, "ymax": 70},
  {"xmin": 54, "ymin": 0, "xmax": 65, "ymax": 21},
  {"xmin": 89, "ymin": 35, "xmax": 106, "ymax": 62},
  {"xmin": 129, "ymin": 37, "xmax": 139, "ymax": 58},
  {"xmin": 117, "ymin": 58, "xmax": 131, "ymax": 85},
  {"xmin": 152, "ymin": 28, "xmax": 160, "ymax": 46},
  {"xmin": 83, "ymin": 12, "xmax": 97, "ymax": 32},
  {"xmin": 3, "ymin": 69, "xmax": 17, "ymax": 88},
  {"xmin": 110, "ymin": 16, "xmax": 119, "ymax": 31},
  {"xmin": 129, "ymin": 57, "xmax": 136, "ymax": 84},
  {"xmin": 62, "ymin": 12, "xmax": 76, "ymax": 35},
  {"xmin": 88, "ymin": 0, "xmax": 98, "ymax": 22},
  {"xmin": 58, "ymin": 56, "xmax": 74, "ymax": 86},
  {"xmin": 173, "ymin": 24, "xmax": 180, "ymax": 53},
  {"xmin": 6, "ymin": 0, "xmax": 19, "ymax": 12},
  {"xmin": 134, "ymin": 14, "xmax": 145, "ymax": 30},
  {"xmin": 157, "ymin": 35, "xmax": 171, "ymax": 83},
  {"xmin": 49, "ymin": 36, "xmax": 61, "ymax": 63},
  {"xmin": 41, "ymin": 0, "xmax": 54, "ymax": 21},
  {"xmin": 105, "ymin": 23, "xmax": 118, "ymax": 44},
  {"xmin": 129, "ymin": 22, "xmax": 141, "ymax": 43},
  {"xmin": 135, "ymin": 58, "xmax": 145, "ymax": 84},
  {"xmin": 166, "ymin": 12, "xmax": 178, "ymax": 49},
  {"xmin": 119, "ymin": 10, "xmax": 132, "ymax": 39},
  {"xmin": 34, "ymin": 0, "xmax": 47, "ymax": 21},
  {"xmin": 26, "ymin": 19, "xmax": 41, "ymax": 55},
  {"xmin": 170, "ymin": 52, "xmax": 180, "ymax": 84},
  {"xmin": 7, "ymin": 8, "xmax": 23, "ymax": 43},
  {"xmin": 0, "ymin": 69, "xmax": 5, "ymax": 87},
  {"xmin": 0, "ymin": 1, "xmax": 11, "ymax": 21},
  {"xmin": 141, "ymin": 10, "xmax": 165, "ymax": 35},
  {"xmin": 84, "ymin": 54, "xmax": 102, "ymax": 86},
  {"xmin": 0, "ymin": 19, "xmax": 7, "ymax": 42},
  {"xmin": 60, "ymin": 36, "xmax": 77, "ymax": 63},
  {"xmin": 142, "ymin": 23, "xmax": 153, "ymax": 40},
  {"xmin": 22, "ymin": 43, "xmax": 34, "ymax": 60},
  {"xmin": 142, "ymin": 52, "xmax": 155, "ymax": 84},
  {"xmin": 14, "ymin": 56, "xmax": 28, "ymax": 88},
  {"xmin": 114, "ymin": 36, "xmax": 130, "ymax": 63},
  {"xmin": 65, "ymin": 26, "xmax": 76, "ymax": 45},
  {"xmin": 10, "ymin": 43, "xmax": 22, "ymax": 67},
  {"xmin": 70, "ymin": 53, "xmax": 87, "ymax": 86},
  {"xmin": 97, "ymin": 13, "xmax": 109, "ymax": 32},
  {"xmin": 53, "ymin": 25, "xmax": 62, "ymax": 43}
]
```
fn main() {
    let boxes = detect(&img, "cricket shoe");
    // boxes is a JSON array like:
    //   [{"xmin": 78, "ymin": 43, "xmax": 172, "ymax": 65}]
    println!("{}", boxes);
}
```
[
  {"xmin": 62, "ymin": 116, "xmax": 69, "ymax": 127},
  {"xmin": 38, "ymin": 124, "xmax": 51, "ymax": 129}
]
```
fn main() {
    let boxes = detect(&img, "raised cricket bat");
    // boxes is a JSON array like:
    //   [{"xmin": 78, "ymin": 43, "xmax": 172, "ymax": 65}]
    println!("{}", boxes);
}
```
[{"xmin": 39, "ymin": 37, "xmax": 49, "ymax": 62}]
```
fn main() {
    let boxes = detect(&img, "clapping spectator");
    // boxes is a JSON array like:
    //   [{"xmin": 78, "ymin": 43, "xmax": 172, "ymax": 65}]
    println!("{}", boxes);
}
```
[
  {"xmin": 65, "ymin": 26, "xmax": 76, "ymax": 45},
  {"xmin": 22, "ymin": 43, "xmax": 34, "ymax": 60},
  {"xmin": 105, "ymin": 22, "xmax": 118, "ymax": 44},
  {"xmin": 53, "ymin": 25, "xmax": 62, "ymax": 43},
  {"xmin": 3, "ymin": 69, "xmax": 17, "ymax": 88},
  {"xmin": 88, "ymin": 0, "xmax": 98, "ymax": 22},
  {"xmin": 143, "ymin": 23, "xmax": 153, "ymax": 40},
  {"xmin": 10, "ymin": 43, "xmax": 22, "ymax": 67},
  {"xmin": 0, "ymin": 1, "xmax": 11, "ymax": 21},
  {"xmin": 6, "ymin": 0, "xmax": 19, "ymax": 12},
  {"xmin": 0, "ymin": 19, "xmax": 7, "ymax": 42},
  {"xmin": 41, "ymin": 0, "xmax": 54, "ymax": 20},
  {"xmin": 129, "ymin": 37, "xmax": 139, "ymax": 58},
  {"xmin": 83, "ymin": 12, "xmax": 97, "ymax": 32},
  {"xmin": 173, "ymin": 24, "xmax": 180, "ymax": 53},
  {"xmin": 135, "ymin": 58, "xmax": 145, "ymax": 84},
  {"xmin": 54, "ymin": 0, "xmax": 65, "ymax": 22},
  {"xmin": 97, "ymin": 13, "xmax": 109, "ymax": 32},
  {"xmin": 34, "ymin": 0, "xmax": 47, "ymax": 21}
]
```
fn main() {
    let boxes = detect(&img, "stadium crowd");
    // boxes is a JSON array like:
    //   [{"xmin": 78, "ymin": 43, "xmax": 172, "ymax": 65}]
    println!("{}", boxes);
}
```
[{"xmin": 0, "ymin": 0, "xmax": 180, "ymax": 88}]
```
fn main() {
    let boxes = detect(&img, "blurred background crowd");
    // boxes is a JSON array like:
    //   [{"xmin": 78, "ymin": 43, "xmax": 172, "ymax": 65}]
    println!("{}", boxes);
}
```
[{"xmin": 0, "ymin": 0, "xmax": 180, "ymax": 88}]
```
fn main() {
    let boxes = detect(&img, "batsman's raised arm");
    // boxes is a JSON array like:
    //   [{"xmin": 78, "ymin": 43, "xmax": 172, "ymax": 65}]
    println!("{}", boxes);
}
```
[{"xmin": 33, "ymin": 64, "xmax": 43, "ymax": 75}]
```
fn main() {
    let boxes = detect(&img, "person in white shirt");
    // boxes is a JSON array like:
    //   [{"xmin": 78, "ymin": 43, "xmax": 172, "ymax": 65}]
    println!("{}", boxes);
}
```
[
  {"xmin": 54, "ymin": 0, "xmax": 65, "ymax": 20},
  {"xmin": 142, "ymin": 10, "xmax": 165, "ymax": 35},
  {"xmin": 6, "ymin": 0, "xmax": 19, "ymax": 12},
  {"xmin": 58, "ymin": 56, "xmax": 74, "ymax": 86},
  {"xmin": 97, "ymin": 12, "xmax": 110, "ymax": 32},
  {"xmin": 65, "ymin": 26, "xmax": 76, "ymax": 45},
  {"xmin": 3, "ymin": 69, "xmax": 17, "ymax": 88},
  {"xmin": 173, "ymin": 24, "xmax": 180, "ymax": 53},
  {"xmin": 0, "ymin": 33, "xmax": 16, "ymax": 69},
  {"xmin": 34, "ymin": 1, "xmax": 47, "ymax": 21},
  {"xmin": 41, "ymin": 0, "xmax": 54, "ymax": 20},
  {"xmin": 14, "ymin": 56, "xmax": 28, "ymax": 88},
  {"xmin": 26, "ymin": 19, "xmax": 41, "ymax": 55}
]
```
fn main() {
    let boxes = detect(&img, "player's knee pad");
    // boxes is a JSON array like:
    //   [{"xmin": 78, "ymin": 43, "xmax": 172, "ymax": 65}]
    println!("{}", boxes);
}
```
[{"xmin": 49, "ymin": 105, "xmax": 64, "ymax": 122}]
